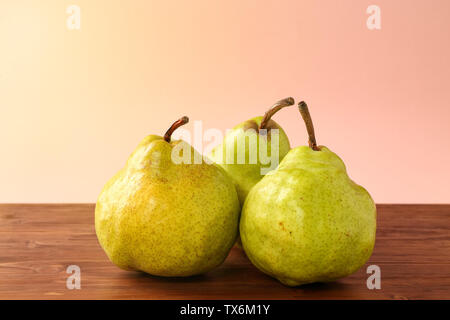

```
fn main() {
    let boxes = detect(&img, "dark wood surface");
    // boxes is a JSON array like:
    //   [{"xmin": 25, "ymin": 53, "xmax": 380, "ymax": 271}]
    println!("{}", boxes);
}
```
[{"xmin": 0, "ymin": 204, "xmax": 449, "ymax": 300}]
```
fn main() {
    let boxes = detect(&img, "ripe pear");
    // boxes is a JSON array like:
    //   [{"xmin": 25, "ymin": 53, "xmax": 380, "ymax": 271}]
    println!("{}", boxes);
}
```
[
  {"xmin": 240, "ymin": 102, "xmax": 376, "ymax": 286},
  {"xmin": 208, "ymin": 97, "xmax": 294, "ymax": 206},
  {"xmin": 208, "ymin": 97, "xmax": 294, "ymax": 247},
  {"xmin": 95, "ymin": 117, "xmax": 240, "ymax": 277}
]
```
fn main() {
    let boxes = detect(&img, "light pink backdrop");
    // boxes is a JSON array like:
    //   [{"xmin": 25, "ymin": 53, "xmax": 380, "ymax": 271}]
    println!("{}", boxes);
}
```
[{"xmin": 1, "ymin": 0, "xmax": 449, "ymax": 203}]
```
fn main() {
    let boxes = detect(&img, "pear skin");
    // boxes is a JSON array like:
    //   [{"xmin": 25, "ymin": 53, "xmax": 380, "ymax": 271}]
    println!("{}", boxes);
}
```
[
  {"xmin": 208, "ymin": 98, "xmax": 293, "ymax": 206},
  {"xmin": 240, "ymin": 146, "xmax": 376, "ymax": 286},
  {"xmin": 240, "ymin": 102, "xmax": 376, "ymax": 286},
  {"xmin": 95, "ymin": 118, "xmax": 240, "ymax": 277},
  {"xmin": 208, "ymin": 98, "xmax": 294, "ymax": 248}
]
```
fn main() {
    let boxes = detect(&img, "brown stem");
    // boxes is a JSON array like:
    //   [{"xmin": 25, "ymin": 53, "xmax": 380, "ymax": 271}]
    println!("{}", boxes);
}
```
[
  {"xmin": 298, "ymin": 101, "xmax": 320, "ymax": 151},
  {"xmin": 259, "ymin": 97, "xmax": 295, "ymax": 130},
  {"xmin": 164, "ymin": 116, "xmax": 189, "ymax": 142}
]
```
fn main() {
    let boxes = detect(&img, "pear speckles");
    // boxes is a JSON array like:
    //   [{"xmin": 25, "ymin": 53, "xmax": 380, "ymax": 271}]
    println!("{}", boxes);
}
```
[
  {"xmin": 95, "ymin": 125, "xmax": 240, "ymax": 277},
  {"xmin": 240, "ymin": 146, "xmax": 376, "ymax": 286}
]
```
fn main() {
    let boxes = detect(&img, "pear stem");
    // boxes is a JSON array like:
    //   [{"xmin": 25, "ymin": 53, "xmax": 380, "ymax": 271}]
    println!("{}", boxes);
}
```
[
  {"xmin": 259, "ymin": 97, "xmax": 295, "ymax": 130},
  {"xmin": 164, "ymin": 116, "xmax": 189, "ymax": 142},
  {"xmin": 298, "ymin": 101, "xmax": 320, "ymax": 151}
]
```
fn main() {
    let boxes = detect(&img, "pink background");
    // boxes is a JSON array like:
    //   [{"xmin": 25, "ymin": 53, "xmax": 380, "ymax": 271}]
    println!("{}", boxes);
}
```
[{"xmin": 1, "ymin": 0, "xmax": 449, "ymax": 203}]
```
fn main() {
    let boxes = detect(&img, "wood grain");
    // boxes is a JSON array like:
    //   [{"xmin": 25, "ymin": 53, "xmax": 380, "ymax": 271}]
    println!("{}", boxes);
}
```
[{"xmin": 0, "ymin": 204, "xmax": 449, "ymax": 299}]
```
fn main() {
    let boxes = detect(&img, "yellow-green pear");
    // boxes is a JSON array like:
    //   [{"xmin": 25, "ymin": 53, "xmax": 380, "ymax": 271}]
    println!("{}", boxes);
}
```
[
  {"xmin": 208, "ymin": 98, "xmax": 294, "ymax": 246},
  {"xmin": 95, "ymin": 117, "xmax": 240, "ymax": 277},
  {"xmin": 208, "ymin": 97, "xmax": 294, "ymax": 205},
  {"xmin": 240, "ymin": 102, "xmax": 376, "ymax": 286}
]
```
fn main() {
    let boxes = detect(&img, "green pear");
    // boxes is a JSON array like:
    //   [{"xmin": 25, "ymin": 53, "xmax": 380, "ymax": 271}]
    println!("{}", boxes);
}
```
[
  {"xmin": 208, "ymin": 97, "xmax": 294, "ymax": 206},
  {"xmin": 240, "ymin": 102, "xmax": 376, "ymax": 286},
  {"xmin": 208, "ymin": 97, "xmax": 294, "ymax": 247},
  {"xmin": 95, "ymin": 117, "xmax": 240, "ymax": 277}
]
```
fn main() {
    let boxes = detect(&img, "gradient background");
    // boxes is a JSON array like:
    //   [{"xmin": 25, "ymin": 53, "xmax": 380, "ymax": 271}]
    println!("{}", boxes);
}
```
[{"xmin": 1, "ymin": 0, "xmax": 449, "ymax": 203}]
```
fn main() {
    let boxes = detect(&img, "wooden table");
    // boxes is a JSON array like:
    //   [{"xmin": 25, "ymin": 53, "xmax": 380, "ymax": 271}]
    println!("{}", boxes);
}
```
[{"xmin": 0, "ymin": 204, "xmax": 449, "ymax": 300}]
